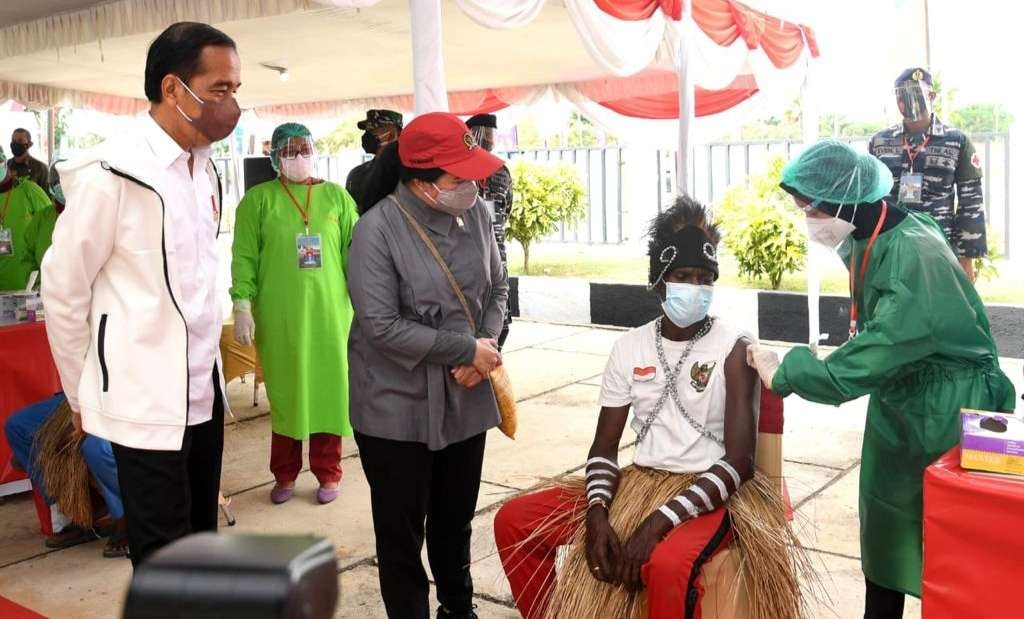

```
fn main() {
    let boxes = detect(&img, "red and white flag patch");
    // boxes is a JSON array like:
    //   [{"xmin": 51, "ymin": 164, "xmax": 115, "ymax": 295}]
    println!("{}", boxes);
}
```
[{"xmin": 633, "ymin": 366, "xmax": 657, "ymax": 382}]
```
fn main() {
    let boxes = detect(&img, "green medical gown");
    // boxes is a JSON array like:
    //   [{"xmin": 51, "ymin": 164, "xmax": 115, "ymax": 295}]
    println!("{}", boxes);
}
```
[
  {"xmin": 230, "ymin": 179, "xmax": 358, "ymax": 439},
  {"xmin": 0, "ymin": 179, "xmax": 51, "ymax": 290},
  {"xmin": 23, "ymin": 203, "xmax": 57, "ymax": 274},
  {"xmin": 772, "ymin": 212, "xmax": 1016, "ymax": 597}
]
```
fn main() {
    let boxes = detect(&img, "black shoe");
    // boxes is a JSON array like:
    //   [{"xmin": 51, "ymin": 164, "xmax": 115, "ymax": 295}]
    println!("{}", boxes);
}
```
[{"xmin": 436, "ymin": 605, "xmax": 478, "ymax": 619}]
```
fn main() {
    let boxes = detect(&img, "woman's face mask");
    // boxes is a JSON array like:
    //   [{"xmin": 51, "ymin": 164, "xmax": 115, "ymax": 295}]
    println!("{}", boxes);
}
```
[
  {"xmin": 279, "ymin": 154, "xmax": 315, "ymax": 183},
  {"xmin": 426, "ymin": 180, "xmax": 478, "ymax": 216},
  {"xmin": 805, "ymin": 203, "xmax": 857, "ymax": 250},
  {"xmin": 662, "ymin": 283, "xmax": 714, "ymax": 328}
]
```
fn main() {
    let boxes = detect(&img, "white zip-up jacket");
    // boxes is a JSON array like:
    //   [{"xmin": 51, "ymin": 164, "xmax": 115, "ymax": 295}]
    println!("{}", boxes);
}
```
[{"xmin": 41, "ymin": 128, "xmax": 228, "ymax": 451}]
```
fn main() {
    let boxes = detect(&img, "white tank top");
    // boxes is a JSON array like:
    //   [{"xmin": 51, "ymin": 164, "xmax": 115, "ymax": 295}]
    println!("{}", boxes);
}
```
[{"xmin": 598, "ymin": 317, "xmax": 756, "ymax": 473}]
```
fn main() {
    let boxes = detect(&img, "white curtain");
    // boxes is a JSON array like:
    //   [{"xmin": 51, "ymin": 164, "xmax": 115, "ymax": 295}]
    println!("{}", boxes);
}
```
[
  {"xmin": 562, "ymin": 0, "xmax": 668, "ymax": 77},
  {"xmin": 454, "ymin": 0, "xmax": 547, "ymax": 28},
  {"xmin": 0, "ymin": 0, "xmax": 313, "ymax": 59}
]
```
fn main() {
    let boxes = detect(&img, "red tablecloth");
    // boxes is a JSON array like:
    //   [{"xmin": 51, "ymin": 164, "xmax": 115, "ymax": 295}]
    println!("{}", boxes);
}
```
[
  {"xmin": 0, "ymin": 322, "xmax": 63, "ymax": 484},
  {"xmin": 922, "ymin": 446, "xmax": 1024, "ymax": 617}
]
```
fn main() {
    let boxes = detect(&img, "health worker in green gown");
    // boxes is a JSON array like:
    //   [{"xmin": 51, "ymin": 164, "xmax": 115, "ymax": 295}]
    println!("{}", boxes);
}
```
[
  {"xmin": 230, "ymin": 123, "xmax": 359, "ymax": 506},
  {"xmin": 0, "ymin": 146, "xmax": 52, "ymax": 291},
  {"xmin": 22, "ymin": 158, "xmax": 67, "ymax": 277},
  {"xmin": 745, "ymin": 139, "xmax": 1016, "ymax": 617}
]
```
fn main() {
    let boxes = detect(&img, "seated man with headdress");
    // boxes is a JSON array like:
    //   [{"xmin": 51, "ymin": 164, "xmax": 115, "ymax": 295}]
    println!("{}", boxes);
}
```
[
  {"xmin": 493, "ymin": 196, "xmax": 806, "ymax": 619},
  {"xmin": 5, "ymin": 394, "xmax": 127, "ymax": 558}
]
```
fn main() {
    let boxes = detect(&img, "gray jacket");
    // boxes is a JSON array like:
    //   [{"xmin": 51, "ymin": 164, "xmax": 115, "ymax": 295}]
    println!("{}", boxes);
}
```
[{"xmin": 347, "ymin": 182, "xmax": 508, "ymax": 450}]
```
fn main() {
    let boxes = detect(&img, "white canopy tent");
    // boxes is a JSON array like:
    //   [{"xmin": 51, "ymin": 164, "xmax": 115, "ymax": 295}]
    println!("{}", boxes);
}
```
[{"xmin": 0, "ymin": 0, "xmax": 818, "ymax": 193}]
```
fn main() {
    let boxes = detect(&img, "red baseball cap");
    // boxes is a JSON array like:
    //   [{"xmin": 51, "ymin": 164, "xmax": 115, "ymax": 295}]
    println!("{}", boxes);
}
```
[{"xmin": 398, "ymin": 112, "xmax": 504, "ymax": 181}]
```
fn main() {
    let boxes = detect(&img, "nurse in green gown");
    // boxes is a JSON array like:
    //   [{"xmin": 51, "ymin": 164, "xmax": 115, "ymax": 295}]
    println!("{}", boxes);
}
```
[
  {"xmin": 22, "ymin": 158, "xmax": 66, "ymax": 276},
  {"xmin": 230, "ymin": 123, "xmax": 359, "ymax": 505},
  {"xmin": 746, "ymin": 140, "xmax": 1016, "ymax": 617},
  {"xmin": 0, "ymin": 147, "xmax": 52, "ymax": 290}
]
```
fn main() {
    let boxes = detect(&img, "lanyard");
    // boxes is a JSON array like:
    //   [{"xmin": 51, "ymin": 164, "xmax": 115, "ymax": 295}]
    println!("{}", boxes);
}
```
[
  {"xmin": 0, "ymin": 188, "xmax": 11, "ymax": 228},
  {"xmin": 902, "ymin": 134, "xmax": 931, "ymax": 170},
  {"xmin": 279, "ymin": 178, "xmax": 313, "ymax": 233},
  {"xmin": 848, "ymin": 200, "xmax": 888, "ymax": 338}
]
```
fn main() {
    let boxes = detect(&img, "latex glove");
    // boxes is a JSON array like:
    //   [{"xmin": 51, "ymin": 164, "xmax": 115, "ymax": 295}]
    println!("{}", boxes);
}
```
[
  {"xmin": 746, "ymin": 344, "xmax": 781, "ymax": 389},
  {"xmin": 233, "ymin": 299, "xmax": 255, "ymax": 346}
]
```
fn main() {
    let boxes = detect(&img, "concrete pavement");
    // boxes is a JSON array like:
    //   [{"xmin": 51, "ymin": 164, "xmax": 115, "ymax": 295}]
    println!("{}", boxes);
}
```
[{"xmin": 5, "ymin": 320, "xmax": 1019, "ymax": 617}]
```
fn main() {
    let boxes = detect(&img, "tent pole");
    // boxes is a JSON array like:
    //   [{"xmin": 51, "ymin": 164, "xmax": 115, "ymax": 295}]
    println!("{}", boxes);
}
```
[
  {"xmin": 47, "ymin": 107, "xmax": 58, "ymax": 160},
  {"xmin": 409, "ymin": 0, "xmax": 449, "ymax": 115},
  {"xmin": 800, "ymin": 62, "xmax": 823, "ymax": 355},
  {"xmin": 676, "ymin": 5, "xmax": 694, "ymax": 196}
]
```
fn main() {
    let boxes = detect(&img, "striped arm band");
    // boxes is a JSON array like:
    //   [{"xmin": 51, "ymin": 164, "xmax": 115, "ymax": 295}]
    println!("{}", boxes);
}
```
[
  {"xmin": 669, "ymin": 495, "xmax": 700, "ymax": 520},
  {"xmin": 586, "ymin": 468, "xmax": 618, "ymax": 480},
  {"xmin": 587, "ymin": 487, "xmax": 613, "ymax": 501},
  {"xmin": 715, "ymin": 460, "xmax": 742, "ymax": 490},
  {"xmin": 586, "ymin": 479, "xmax": 613, "ymax": 493},
  {"xmin": 700, "ymin": 471, "xmax": 730, "ymax": 503},
  {"xmin": 659, "ymin": 505, "xmax": 682, "ymax": 527},
  {"xmin": 690, "ymin": 484, "xmax": 715, "ymax": 513},
  {"xmin": 586, "ymin": 457, "xmax": 619, "ymax": 471}
]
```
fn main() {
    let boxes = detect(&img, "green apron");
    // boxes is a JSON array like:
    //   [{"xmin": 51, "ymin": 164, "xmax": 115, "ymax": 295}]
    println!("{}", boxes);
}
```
[
  {"xmin": 230, "ymin": 179, "xmax": 359, "ymax": 439},
  {"xmin": 773, "ymin": 212, "xmax": 1016, "ymax": 596}
]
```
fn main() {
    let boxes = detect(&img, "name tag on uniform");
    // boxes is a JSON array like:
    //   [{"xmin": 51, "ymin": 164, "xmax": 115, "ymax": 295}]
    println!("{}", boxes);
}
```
[
  {"xmin": 0, "ymin": 228, "xmax": 12, "ymax": 256},
  {"xmin": 633, "ymin": 366, "xmax": 657, "ymax": 382},
  {"xmin": 899, "ymin": 173, "xmax": 923, "ymax": 204},
  {"xmin": 296, "ymin": 233, "xmax": 322, "ymax": 270}
]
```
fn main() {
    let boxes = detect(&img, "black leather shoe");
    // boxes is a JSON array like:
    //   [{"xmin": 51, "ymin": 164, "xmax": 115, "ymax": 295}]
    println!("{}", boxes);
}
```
[{"xmin": 436, "ymin": 605, "xmax": 478, "ymax": 619}]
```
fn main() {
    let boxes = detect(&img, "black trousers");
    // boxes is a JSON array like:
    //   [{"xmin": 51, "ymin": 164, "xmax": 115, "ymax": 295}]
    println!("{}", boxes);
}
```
[
  {"xmin": 864, "ymin": 578, "xmax": 905, "ymax": 619},
  {"xmin": 112, "ymin": 372, "xmax": 224, "ymax": 568},
  {"xmin": 355, "ymin": 430, "xmax": 487, "ymax": 619}
]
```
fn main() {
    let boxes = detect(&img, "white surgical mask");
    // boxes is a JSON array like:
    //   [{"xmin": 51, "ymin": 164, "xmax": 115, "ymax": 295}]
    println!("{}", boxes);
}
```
[
  {"xmin": 280, "ymin": 154, "xmax": 315, "ymax": 183},
  {"xmin": 805, "ymin": 203, "xmax": 857, "ymax": 250},
  {"xmin": 428, "ymin": 181, "xmax": 478, "ymax": 216},
  {"xmin": 662, "ymin": 283, "xmax": 713, "ymax": 328}
]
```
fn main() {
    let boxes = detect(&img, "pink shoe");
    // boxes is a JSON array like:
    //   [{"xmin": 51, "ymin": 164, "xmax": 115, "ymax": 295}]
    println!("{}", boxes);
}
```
[
  {"xmin": 316, "ymin": 487, "xmax": 340, "ymax": 504},
  {"xmin": 270, "ymin": 484, "xmax": 294, "ymax": 504}
]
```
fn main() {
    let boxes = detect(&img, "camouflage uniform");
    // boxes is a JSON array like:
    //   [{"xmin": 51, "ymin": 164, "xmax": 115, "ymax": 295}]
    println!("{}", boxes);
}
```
[
  {"xmin": 868, "ymin": 116, "xmax": 986, "ymax": 257},
  {"xmin": 479, "ymin": 164, "xmax": 513, "ymax": 347}
]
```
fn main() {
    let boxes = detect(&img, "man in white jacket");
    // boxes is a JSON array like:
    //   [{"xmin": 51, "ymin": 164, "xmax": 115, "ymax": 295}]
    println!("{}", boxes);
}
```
[{"xmin": 41, "ymin": 22, "xmax": 242, "ymax": 568}]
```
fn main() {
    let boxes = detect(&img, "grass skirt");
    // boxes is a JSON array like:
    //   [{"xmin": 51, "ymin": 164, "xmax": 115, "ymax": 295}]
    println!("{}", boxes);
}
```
[{"xmin": 533, "ymin": 465, "xmax": 814, "ymax": 619}]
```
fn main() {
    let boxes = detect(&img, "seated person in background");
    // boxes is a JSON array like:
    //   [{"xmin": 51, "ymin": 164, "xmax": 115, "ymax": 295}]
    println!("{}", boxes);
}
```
[
  {"xmin": 493, "ymin": 196, "xmax": 806, "ymax": 619},
  {"xmin": 4, "ymin": 394, "xmax": 128, "ymax": 558}
]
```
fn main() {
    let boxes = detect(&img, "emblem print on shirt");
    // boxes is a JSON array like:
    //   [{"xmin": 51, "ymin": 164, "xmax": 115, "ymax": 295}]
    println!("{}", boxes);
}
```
[
  {"xmin": 633, "ymin": 366, "xmax": 657, "ymax": 382},
  {"xmin": 690, "ymin": 361, "xmax": 716, "ymax": 392}
]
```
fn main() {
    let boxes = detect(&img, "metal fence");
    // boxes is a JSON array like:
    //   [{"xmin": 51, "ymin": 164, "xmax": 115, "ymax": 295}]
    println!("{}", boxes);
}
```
[
  {"xmin": 502, "ymin": 147, "xmax": 625, "ymax": 244},
  {"xmin": 215, "ymin": 134, "xmax": 1013, "ymax": 256},
  {"xmin": 658, "ymin": 132, "xmax": 1012, "ymax": 257}
]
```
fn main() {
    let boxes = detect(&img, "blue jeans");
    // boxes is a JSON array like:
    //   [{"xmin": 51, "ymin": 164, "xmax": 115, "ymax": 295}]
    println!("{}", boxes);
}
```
[{"xmin": 4, "ymin": 394, "xmax": 124, "ymax": 520}]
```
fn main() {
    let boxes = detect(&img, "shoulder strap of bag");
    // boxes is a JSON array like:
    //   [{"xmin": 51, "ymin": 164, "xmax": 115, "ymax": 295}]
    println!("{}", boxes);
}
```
[{"xmin": 387, "ymin": 195, "xmax": 477, "ymax": 333}]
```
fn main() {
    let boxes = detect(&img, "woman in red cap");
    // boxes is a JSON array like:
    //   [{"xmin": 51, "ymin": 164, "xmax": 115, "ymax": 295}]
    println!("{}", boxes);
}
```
[{"xmin": 347, "ymin": 112, "xmax": 510, "ymax": 619}]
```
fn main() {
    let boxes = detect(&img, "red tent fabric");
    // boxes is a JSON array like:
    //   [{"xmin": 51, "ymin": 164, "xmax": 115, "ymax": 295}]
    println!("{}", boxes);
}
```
[
  {"xmin": 597, "ymin": 0, "xmax": 819, "ymax": 68},
  {"xmin": 440, "ymin": 70, "xmax": 758, "ymax": 119}
]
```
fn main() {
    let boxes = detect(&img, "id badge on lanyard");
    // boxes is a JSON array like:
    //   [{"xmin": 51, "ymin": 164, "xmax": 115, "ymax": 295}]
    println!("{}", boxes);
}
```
[
  {"xmin": 296, "ymin": 233, "xmax": 322, "ymax": 270},
  {"xmin": 0, "ymin": 227, "xmax": 12, "ymax": 256},
  {"xmin": 900, "ymin": 135, "xmax": 929, "ymax": 205},
  {"xmin": 0, "ymin": 191, "xmax": 13, "ymax": 256}
]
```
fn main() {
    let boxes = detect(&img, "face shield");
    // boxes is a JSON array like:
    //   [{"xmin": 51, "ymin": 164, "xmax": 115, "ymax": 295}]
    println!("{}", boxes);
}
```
[
  {"xmin": 895, "ymin": 80, "xmax": 933, "ymax": 122},
  {"xmin": 274, "ymin": 135, "xmax": 317, "ymax": 182}
]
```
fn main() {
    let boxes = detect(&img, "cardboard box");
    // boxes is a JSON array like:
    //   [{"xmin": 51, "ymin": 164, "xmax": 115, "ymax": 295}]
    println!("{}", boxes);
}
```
[{"xmin": 960, "ymin": 409, "xmax": 1024, "ymax": 477}]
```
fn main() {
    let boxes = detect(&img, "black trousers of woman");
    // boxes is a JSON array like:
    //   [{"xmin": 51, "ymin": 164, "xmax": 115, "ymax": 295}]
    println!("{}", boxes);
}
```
[
  {"xmin": 864, "ymin": 578, "xmax": 905, "ymax": 618},
  {"xmin": 356, "ymin": 430, "xmax": 487, "ymax": 619}
]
